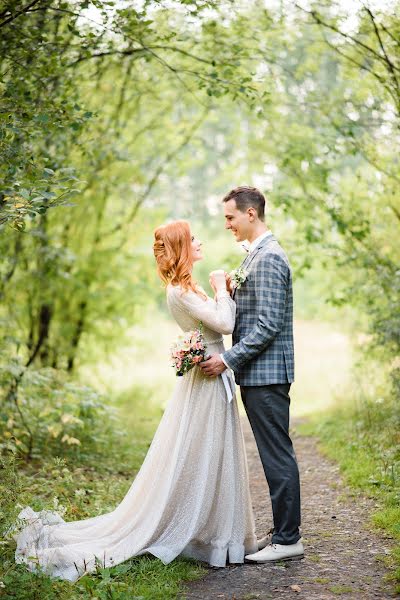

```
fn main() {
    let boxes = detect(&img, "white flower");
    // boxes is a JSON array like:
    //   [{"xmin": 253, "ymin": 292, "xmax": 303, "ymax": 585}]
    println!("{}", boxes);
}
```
[
  {"xmin": 230, "ymin": 266, "xmax": 249, "ymax": 289},
  {"xmin": 53, "ymin": 496, "xmax": 67, "ymax": 516}
]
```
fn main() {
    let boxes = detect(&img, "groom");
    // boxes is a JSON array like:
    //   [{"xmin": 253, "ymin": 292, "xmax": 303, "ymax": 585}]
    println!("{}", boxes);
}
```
[{"xmin": 200, "ymin": 186, "xmax": 303, "ymax": 562}]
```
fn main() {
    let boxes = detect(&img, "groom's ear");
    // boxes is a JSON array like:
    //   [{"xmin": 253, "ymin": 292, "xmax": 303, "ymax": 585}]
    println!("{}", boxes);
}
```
[{"xmin": 247, "ymin": 207, "xmax": 257, "ymax": 221}]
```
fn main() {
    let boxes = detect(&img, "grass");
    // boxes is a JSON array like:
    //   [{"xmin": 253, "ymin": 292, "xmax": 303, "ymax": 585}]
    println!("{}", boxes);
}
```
[
  {"xmin": 2, "ymin": 313, "xmax": 392, "ymax": 597},
  {"xmin": 1, "ymin": 554, "xmax": 203, "ymax": 600},
  {"xmin": 299, "ymin": 387, "xmax": 400, "ymax": 594},
  {"xmin": 0, "ymin": 384, "xmax": 205, "ymax": 599},
  {"xmin": 329, "ymin": 585, "xmax": 355, "ymax": 594},
  {"xmin": 313, "ymin": 577, "xmax": 330, "ymax": 584},
  {"xmin": 290, "ymin": 319, "xmax": 353, "ymax": 417}
]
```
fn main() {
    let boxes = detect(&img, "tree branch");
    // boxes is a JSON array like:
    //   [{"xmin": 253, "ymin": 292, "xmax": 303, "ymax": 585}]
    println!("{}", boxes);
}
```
[
  {"xmin": 319, "ymin": 30, "xmax": 399, "ymax": 108},
  {"xmin": 105, "ymin": 108, "xmax": 210, "ymax": 241},
  {"xmin": 0, "ymin": 0, "xmax": 43, "ymax": 28},
  {"xmin": 69, "ymin": 43, "xmax": 219, "ymax": 68},
  {"xmin": 68, "ymin": 47, "xmax": 148, "ymax": 67},
  {"xmin": 0, "ymin": 235, "xmax": 21, "ymax": 300},
  {"xmin": 365, "ymin": 7, "xmax": 400, "ymax": 104},
  {"xmin": 6, "ymin": 370, "xmax": 34, "ymax": 459},
  {"xmin": 297, "ymin": 4, "xmax": 400, "ymax": 72},
  {"xmin": 379, "ymin": 21, "xmax": 400, "ymax": 50},
  {"xmin": 390, "ymin": 203, "xmax": 400, "ymax": 223}
]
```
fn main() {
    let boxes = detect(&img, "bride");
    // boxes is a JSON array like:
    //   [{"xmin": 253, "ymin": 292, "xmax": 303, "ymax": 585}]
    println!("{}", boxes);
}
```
[{"xmin": 14, "ymin": 220, "xmax": 257, "ymax": 582}]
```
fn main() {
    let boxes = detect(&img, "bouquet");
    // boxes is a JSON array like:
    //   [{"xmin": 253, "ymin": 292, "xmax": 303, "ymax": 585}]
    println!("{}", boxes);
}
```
[{"xmin": 170, "ymin": 323, "xmax": 207, "ymax": 376}]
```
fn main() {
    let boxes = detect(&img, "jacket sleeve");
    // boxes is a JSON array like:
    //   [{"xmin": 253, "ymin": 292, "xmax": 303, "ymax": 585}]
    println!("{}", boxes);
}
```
[{"xmin": 222, "ymin": 253, "xmax": 289, "ymax": 370}]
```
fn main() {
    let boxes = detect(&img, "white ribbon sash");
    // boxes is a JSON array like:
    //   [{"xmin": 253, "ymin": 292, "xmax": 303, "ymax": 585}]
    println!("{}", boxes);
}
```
[{"xmin": 221, "ymin": 370, "xmax": 234, "ymax": 403}]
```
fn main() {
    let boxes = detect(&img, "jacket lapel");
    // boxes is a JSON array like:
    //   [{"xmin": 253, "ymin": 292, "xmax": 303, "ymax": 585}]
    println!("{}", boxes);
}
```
[{"xmin": 233, "ymin": 235, "xmax": 276, "ymax": 299}]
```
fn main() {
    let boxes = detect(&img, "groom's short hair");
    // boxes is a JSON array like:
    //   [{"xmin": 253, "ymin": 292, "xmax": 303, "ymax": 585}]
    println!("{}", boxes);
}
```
[{"xmin": 222, "ymin": 186, "xmax": 265, "ymax": 221}]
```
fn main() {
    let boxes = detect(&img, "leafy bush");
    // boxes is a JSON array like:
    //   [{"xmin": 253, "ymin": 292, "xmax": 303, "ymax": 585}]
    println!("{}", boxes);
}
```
[
  {"xmin": 0, "ymin": 357, "xmax": 120, "ymax": 461},
  {"xmin": 0, "ymin": 379, "xmax": 204, "ymax": 600}
]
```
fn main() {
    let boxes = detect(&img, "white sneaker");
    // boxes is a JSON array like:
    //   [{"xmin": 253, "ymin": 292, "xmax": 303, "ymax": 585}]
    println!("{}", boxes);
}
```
[
  {"xmin": 257, "ymin": 529, "xmax": 273, "ymax": 550},
  {"xmin": 245, "ymin": 540, "xmax": 304, "ymax": 563}
]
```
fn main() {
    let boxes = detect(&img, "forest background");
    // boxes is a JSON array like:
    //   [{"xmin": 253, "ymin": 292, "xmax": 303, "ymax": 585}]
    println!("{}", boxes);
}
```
[{"xmin": 0, "ymin": 0, "xmax": 399, "ymax": 598}]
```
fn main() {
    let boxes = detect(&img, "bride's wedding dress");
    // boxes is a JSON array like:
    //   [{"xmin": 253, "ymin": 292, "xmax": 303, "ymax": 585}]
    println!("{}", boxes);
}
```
[{"xmin": 14, "ymin": 285, "xmax": 257, "ymax": 582}]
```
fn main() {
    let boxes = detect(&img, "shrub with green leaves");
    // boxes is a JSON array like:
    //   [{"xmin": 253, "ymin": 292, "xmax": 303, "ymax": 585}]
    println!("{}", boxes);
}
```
[{"xmin": 0, "ymin": 357, "xmax": 119, "ymax": 460}]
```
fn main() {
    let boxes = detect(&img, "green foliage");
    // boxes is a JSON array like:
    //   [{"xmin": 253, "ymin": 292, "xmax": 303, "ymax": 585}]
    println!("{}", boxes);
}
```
[
  {"xmin": 0, "ymin": 0, "xmax": 399, "ymax": 593},
  {"xmin": 0, "ymin": 383, "xmax": 204, "ymax": 598},
  {"xmin": 0, "ymin": 1, "xmax": 93, "ymax": 228},
  {"xmin": 1, "ymin": 0, "xmax": 398, "ymax": 382},
  {"xmin": 0, "ymin": 0, "xmax": 262, "ymax": 376},
  {"xmin": 0, "ymin": 357, "xmax": 120, "ymax": 460},
  {"xmin": 0, "ymin": 553, "xmax": 203, "ymax": 600}
]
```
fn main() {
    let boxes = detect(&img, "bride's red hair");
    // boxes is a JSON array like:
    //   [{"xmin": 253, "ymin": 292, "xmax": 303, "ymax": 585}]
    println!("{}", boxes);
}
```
[{"xmin": 153, "ymin": 220, "xmax": 204, "ymax": 297}]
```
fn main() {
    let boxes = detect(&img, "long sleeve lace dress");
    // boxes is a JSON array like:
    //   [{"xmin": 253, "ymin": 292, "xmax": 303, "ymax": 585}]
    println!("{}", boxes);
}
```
[{"xmin": 14, "ymin": 285, "xmax": 257, "ymax": 582}]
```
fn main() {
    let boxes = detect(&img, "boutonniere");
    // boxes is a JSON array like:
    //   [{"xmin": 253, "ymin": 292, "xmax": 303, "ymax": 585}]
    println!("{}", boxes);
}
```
[{"xmin": 230, "ymin": 266, "xmax": 249, "ymax": 290}]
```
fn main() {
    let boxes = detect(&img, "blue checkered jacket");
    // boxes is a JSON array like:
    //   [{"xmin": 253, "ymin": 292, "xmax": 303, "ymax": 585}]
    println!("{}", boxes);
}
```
[{"xmin": 222, "ymin": 234, "xmax": 294, "ymax": 386}]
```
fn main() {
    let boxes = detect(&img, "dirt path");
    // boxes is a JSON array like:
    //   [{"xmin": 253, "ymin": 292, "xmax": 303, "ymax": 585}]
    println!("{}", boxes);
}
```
[{"xmin": 182, "ymin": 418, "xmax": 396, "ymax": 600}]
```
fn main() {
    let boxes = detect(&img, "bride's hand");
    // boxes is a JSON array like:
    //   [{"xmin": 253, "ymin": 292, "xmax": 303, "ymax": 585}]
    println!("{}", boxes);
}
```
[
  {"xmin": 209, "ymin": 270, "xmax": 226, "ymax": 293},
  {"xmin": 209, "ymin": 277, "xmax": 217, "ymax": 294}
]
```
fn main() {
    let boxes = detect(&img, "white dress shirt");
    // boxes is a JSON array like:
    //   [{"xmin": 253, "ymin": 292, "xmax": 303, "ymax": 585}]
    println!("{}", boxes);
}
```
[{"xmin": 245, "ymin": 230, "xmax": 273, "ymax": 254}]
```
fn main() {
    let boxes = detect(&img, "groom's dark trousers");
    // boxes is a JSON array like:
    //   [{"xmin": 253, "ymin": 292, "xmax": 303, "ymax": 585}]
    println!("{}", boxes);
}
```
[
  {"xmin": 222, "ymin": 234, "xmax": 301, "ymax": 546},
  {"xmin": 241, "ymin": 383, "xmax": 301, "ymax": 546}
]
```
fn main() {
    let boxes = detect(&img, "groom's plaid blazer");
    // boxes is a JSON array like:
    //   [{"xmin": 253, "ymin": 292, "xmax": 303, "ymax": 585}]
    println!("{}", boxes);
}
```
[{"xmin": 223, "ymin": 235, "xmax": 294, "ymax": 386}]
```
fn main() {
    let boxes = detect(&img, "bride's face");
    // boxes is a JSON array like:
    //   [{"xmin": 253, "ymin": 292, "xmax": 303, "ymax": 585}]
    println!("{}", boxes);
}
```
[{"xmin": 191, "ymin": 234, "xmax": 203, "ymax": 262}]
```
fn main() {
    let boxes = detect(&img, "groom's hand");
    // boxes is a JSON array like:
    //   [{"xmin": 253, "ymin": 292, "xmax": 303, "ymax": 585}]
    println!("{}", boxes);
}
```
[
  {"xmin": 225, "ymin": 273, "xmax": 234, "ymax": 294},
  {"xmin": 199, "ymin": 353, "xmax": 226, "ymax": 376}
]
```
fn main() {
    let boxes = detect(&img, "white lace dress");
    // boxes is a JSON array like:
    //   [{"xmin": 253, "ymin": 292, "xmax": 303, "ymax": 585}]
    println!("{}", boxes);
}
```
[{"xmin": 14, "ymin": 285, "xmax": 257, "ymax": 582}]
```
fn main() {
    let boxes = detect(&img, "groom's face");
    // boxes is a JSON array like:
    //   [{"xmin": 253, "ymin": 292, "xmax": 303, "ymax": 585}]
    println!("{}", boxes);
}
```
[{"xmin": 224, "ymin": 199, "xmax": 252, "ymax": 242}]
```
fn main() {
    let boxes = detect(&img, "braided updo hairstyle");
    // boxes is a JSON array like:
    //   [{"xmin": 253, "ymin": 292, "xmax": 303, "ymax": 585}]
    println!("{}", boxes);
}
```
[{"xmin": 153, "ymin": 220, "xmax": 205, "ymax": 297}]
